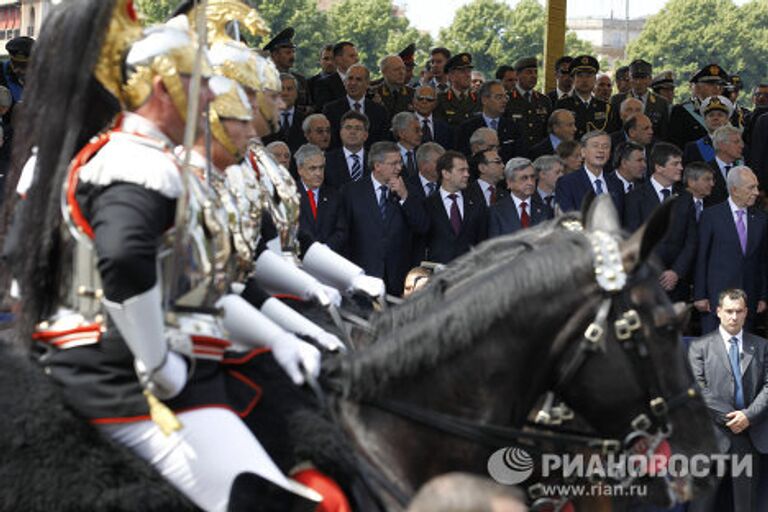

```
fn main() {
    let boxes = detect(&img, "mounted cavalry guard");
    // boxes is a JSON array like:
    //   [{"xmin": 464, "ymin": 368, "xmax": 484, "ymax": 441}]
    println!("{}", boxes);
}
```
[{"xmin": 9, "ymin": 0, "xmax": 340, "ymax": 510}]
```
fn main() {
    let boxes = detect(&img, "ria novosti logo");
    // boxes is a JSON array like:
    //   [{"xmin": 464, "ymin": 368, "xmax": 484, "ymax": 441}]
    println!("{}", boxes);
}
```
[{"xmin": 487, "ymin": 447, "xmax": 535, "ymax": 485}]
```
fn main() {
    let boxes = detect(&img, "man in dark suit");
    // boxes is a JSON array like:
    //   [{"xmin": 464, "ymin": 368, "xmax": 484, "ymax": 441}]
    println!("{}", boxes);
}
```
[
  {"xmin": 532, "ymin": 154, "xmax": 564, "ymax": 212},
  {"xmin": 413, "ymin": 84, "xmax": 454, "ymax": 150},
  {"xmin": 456, "ymin": 80, "xmax": 523, "ymax": 162},
  {"xmin": 504, "ymin": 57, "xmax": 552, "ymax": 149},
  {"xmin": 307, "ymin": 44, "xmax": 335, "ymax": 106},
  {"xmin": 422, "ymin": 150, "xmax": 488, "ymax": 264},
  {"xmin": 623, "ymin": 143, "xmax": 696, "ymax": 301},
  {"xmin": 706, "ymin": 124, "xmax": 746, "ymax": 207},
  {"xmin": 608, "ymin": 59, "xmax": 669, "ymax": 141},
  {"xmin": 555, "ymin": 130, "xmax": 624, "ymax": 215},
  {"xmin": 556, "ymin": 55, "xmax": 615, "ymax": 140},
  {"xmin": 262, "ymin": 74, "xmax": 307, "ymax": 154},
  {"xmin": 313, "ymin": 41, "xmax": 358, "ymax": 111},
  {"xmin": 529, "ymin": 109, "xmax": 577, "ymax": 160},
  {"xmin": 392, "ymin": 111, "xmax": 423, "ymax": 179},
  {"xmin": 686, "ymin": 162, "xmax": 715, "ymax": 223},
  {"xmin": 331, "ymin": 141, "xmax": 429, "ymax": 296},
  {"xmin": 466, "ymin": 149, "xmax": 508, "ymax": 208},
  {"xmin": 609, "ymin": 141, "xmax": 647, "ymax": 194},
  {"xmin": 323, "ymin": 110, "xmax": 369, "ymax": 190},
  {"xmin": 695, "ymin": 166, "xmax": 768, "ymax": 333},
  {"xmin": 688, "ymin": 288, "xmax": 768, "ymax": 512},
  {"xmin": 322, "ymin": 64, "xmax": 390, "ymax": 150},
  {"xmin": 407, "ymin": 142, "xmax": 445, "ymax": 266},
  {"xmin": 605, "ymin": 113, "xmax": 654, "ymax": 174},
  {"xmin": 546, "ymin": 56, "xmax": 573, "ymax": 104},
  {"xmin": 294, "ymin": 144, "xmax": 340, "ymax": 244},
  {"xmin": 489, "ymin": 157, "xmax": 551, "ymax": 237}
]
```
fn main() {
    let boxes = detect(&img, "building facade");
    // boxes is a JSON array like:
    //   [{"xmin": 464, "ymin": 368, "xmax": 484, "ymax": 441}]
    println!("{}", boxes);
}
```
[{"xmin": 567, "ymin": 16, "xmax": 646, "ymax": 66}]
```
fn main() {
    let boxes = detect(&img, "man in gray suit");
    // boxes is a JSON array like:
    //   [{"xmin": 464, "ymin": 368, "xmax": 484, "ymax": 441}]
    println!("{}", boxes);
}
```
[{"xmin": 688, "ymin": 288, "xmax": 768, "ymax": 511}]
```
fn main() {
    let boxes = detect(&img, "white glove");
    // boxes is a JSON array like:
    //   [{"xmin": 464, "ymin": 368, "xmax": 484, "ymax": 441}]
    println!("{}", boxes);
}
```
[
  {"xmin": 312, "ymin": 330, "xmax": 346, "ymax": 353},
  {"xmin": 318, "ymin": 284, "xmax": 343, "ymax": 307},
  {"xmin": 260, "ymin": 297, "xmax": 346, "ymax": 352},
  {"xmin": 134, "ymin": 351, "xmax": 188, "ymax": 400},
  {"xmin": 270, "ymin": 333, "xmax": 321, "ymax": 385},
  {"xmin": 350, "ymin": 274, "xmax": 386, "ymax": 299}
]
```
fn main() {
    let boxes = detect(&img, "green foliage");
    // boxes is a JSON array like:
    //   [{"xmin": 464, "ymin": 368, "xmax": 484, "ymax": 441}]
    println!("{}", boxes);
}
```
[
  {"xmin": 627, "ymin": 0, "xmax": 768, "ymax": 105},
  {"xmin": 437, "ymin": 0, "xmax": 592, "ymax": 77}
]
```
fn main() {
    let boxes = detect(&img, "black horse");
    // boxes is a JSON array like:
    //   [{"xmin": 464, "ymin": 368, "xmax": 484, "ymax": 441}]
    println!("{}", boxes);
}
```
[
  {"xmin": 308, "ymin": 196, "xmax": 719, "ymax": 510},
  {"xmin": 0, "ymin": 197, "xmax": 717, "ymax": 511}
]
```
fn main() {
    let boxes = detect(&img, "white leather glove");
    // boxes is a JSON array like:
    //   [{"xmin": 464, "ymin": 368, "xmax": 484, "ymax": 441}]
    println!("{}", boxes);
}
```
[
  {"xmin": 311, "ymin": 330, "xmax": 346, "ymax": 352},
  {"xmin": 260, "ymin": 297, "xmax": 346, "ymax": 352},
  {"xmin": 319, "ymin": 284, "xmax": 343, "ymax": 307},
  {"xmin": 350, "ymin": 274, "xmax": 386, "ymax": 299},
  {"xmin": 270, "ymin": 333, "xmax": 321, "ymax": 385},
  {"xmin": 134, "ymin": 351, "xmax": 188, "ymax": 400}
]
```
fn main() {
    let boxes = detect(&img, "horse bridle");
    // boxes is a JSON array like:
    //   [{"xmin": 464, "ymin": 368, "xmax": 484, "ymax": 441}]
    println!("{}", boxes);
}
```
[{"xmin": 314, "ymin": 226, "xmax": 702, "ymax": 510}]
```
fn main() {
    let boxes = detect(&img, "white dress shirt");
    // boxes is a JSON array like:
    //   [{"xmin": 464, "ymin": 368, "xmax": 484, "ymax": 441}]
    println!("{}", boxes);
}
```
[{"xmin": 440, "ymin": 187, "xmax": 464, "ymax": 218}]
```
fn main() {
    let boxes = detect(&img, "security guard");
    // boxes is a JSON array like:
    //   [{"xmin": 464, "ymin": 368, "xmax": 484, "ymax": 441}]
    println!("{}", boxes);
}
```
[
  {"xmin": 264, "ymin": 27, "xmax": 312, "ymax": 111},
  {"xmin": 555, "ymin": 55, "xmax": 613, "ymax": 140},
  {"xmin": 668, "ymin": 63, "xmax": 729, "ymax": 150},
  {"xmin": 434, "ymin": 52, "xmax": 480, "ymax": 127},
  {"xmin": 504, "ymin": 56, "xmax": 552, "ymax": 148},
  {"xmin": 609, "ymin": 59, "xmax": 669, "ymax": 141},
  {"xmin": 546, "ymin": 55, "xmax": 573, "ymax": 104},
  {"xmin": 370, "ymin": 54, "xmax": 414, "ymax": 118}
]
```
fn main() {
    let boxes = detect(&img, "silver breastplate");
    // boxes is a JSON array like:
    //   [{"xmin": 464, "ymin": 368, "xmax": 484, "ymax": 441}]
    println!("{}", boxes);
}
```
[
  {"xmin": 224, "ymin": 162, "xmax": 263, "ymax": 266},
  {"xmin": 247, "ymin": 141, "xmax": 301, "ymax": 254}
]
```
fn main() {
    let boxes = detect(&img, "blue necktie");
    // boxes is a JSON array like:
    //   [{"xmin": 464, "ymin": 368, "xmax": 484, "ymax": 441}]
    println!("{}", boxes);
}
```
[
  {"xmin": 350, "ymin": 154, "xmax": 362, "ymax": 181},
  {"xmin": 695, "ymin": 199, "xmax": 703, "ymax": 222},
  {"xmin": 426, "ymin": 182, "xmax": 436, "ymax": 197},
  {"xmin": 594, "ymin": 178, "xmax": 604, "ymax": 195},
  {"xmin": 378, "ymin": 185, "xmax": 388, "ymax": 220},
  {"xmin": 729, "ymin": 337, "xmax": 745, "ymax": 410}
]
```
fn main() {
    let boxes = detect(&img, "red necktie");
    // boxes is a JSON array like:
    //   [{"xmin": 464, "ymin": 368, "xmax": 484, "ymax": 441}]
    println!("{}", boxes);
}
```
[
  {"xmin": 307, "ymin": 189, "xmax": 317, "ymax": 220},
  {"xmin": 489, "ymin": 186, "xmax": 497, "ymax": 205},
  {"xmin": 448, "ymin": 193, "xmax": 462, "ymax": 235},
  {"xmin": 520, "ymin": 201, "xmax": 530, "ymax": 228}
]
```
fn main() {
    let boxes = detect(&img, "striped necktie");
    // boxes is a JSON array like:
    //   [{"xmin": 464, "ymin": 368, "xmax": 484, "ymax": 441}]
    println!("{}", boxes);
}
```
[{"xmin": 350, "ymin": 154, "xmax": 362, "ymax": 181}]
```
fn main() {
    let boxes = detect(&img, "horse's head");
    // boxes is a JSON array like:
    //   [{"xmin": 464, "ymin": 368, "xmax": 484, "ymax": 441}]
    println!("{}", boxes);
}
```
[{"xmin": 548, "ymin": 195, "xmax": 718, "ymax": 506}]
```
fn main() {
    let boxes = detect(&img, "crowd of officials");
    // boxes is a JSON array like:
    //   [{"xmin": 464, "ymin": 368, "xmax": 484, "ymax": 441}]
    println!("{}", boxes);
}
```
[{"xmin": 255, "ymin": 28, "xmax": 768, "ymax": 339}]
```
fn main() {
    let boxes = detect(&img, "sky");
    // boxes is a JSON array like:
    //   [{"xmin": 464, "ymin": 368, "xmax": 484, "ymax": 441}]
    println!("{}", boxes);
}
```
[{"xmin": 398, "ymin": 0, "xmax": 746, "ymax": 38}]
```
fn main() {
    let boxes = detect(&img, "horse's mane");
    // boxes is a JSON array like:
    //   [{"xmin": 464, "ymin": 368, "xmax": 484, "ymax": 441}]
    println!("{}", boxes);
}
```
[{"xmin": 332, "ymin": 218, "xmax": 600, "ymax": 400}]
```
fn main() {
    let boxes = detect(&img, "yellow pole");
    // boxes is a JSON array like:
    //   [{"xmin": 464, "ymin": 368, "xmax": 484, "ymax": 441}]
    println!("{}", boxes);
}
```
[{"xmin": 544, "ymin": 0, "xmax": 567, "ymax": 93}]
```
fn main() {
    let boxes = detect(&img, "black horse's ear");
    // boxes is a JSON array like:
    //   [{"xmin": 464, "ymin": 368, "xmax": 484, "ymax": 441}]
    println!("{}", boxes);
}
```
[
  {"xmin": 621, "ymin": 198, "xmax": 675, "ymax": 272},
  {"xmin": 584, "ymin": 194, "xmax": 621, "ymax": 234}
]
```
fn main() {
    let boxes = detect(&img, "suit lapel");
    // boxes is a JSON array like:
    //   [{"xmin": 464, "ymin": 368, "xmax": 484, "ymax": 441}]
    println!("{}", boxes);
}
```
[
  {"xmin": 460, "ymin": 191, "xmax": 477, "ymax": 236},
  {"xmin": 746, "ymin": 209, "xmax": 759, "ymax": 256},
  {"xmin": 711, "ymin": 333, "xmax": 736, "ymax": 380},
  {"xmin": 364, "ymin": 178, "xmax": 385, "ymax": 229},
  {"xmin": 741, "ymin": 335, "xmax": 756, "ymax": 377},
  {"xmin": 432, "ymin": 193, "xmax": 454, "ymax": 235}
]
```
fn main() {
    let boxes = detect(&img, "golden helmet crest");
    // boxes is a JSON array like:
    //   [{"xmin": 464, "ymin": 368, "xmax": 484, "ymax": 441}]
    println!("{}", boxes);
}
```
[{"xmin": 93, "ymin": 0, "xmax": 143, "ymax": 106}]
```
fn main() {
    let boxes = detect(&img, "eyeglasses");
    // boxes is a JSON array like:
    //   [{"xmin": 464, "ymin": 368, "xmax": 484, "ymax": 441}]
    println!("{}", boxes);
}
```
[
  {"xmin": 382, "ymin": 159, "xmax": 403, "ymax": 167},
  {"xmin": 484, "ymin": 159, "xmax": 503, "ymax": 165},
  {"xmin": 416, "ymin": 96, "xmax": 436, "ymax": 102},
  {"xmin": 342, "ymin": 124, "xmax": 366, "ymax": 132}
]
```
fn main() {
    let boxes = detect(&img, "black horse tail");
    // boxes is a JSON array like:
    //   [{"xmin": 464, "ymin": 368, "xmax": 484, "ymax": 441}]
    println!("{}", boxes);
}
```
[{"xmin": 11, "ymin": 0, "xmax": 121, "ymax": 346}]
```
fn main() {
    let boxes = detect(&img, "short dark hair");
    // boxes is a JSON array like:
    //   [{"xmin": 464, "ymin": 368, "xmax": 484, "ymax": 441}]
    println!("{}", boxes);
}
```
[
  {"xmin": 436, "ymin": 150, "xmax": 466, "ymax": 183},
  {"xmin": 623, "ymin": 115, "xmax": 640, "ymax": 133},
  {"xmin": 320, "ymin": 43, "xmax": 333, "ymax": 55},
  {"xmin": 556, "ymin": 139, "xmax": 581, "ymax": 159},
  {"xmin": 650, "ymin": 142, "xmax": 682, "ymax": 170},
  {"xmin": 333, "ymin": 41, "xmax": 354, "ymax": 57},
  {"xmin": 478, "ymin": 79, "xmax": 502, "ymax": 99},
  {"xmin": 340, "ymin": 109, "xmax": 370, "ymax": 131},
  {"xmin": 430, "ymin": 47, "xmax": 451, "ymax": 60},
  {"xmin": 495, "ymin": 65, "xmax": 513, "ymax": 80},
  {"xmin": 718, "ymin": 288, "xmax": 747, "ymax": 307},
  {"xmin": 684, "ymin": 161, "xmax": 715, "ymax": 185},
  {"xmin": 613, "ymin": 141, "xmax": 645, "ymax": 169}
]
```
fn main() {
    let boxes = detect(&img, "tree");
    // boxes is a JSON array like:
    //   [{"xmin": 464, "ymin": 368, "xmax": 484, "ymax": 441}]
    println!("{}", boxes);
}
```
[
  {"xmin": 437, "ymin": 0, "xmax": 593, "ymax": 77},
  {"xmin": 626, "ymin": 0, "xmax": 767, "ymax": 104}
]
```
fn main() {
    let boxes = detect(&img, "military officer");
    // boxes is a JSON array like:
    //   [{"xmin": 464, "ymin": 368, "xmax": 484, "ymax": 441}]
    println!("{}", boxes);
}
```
[
  {"xmin": 555, "ymin": 55, "xmax": 613, "ymax": 140},
  {"xmin": 726, "ymin": 73, "xmax": 750, "ymax": 129},
  {"xmin": 264, "ymin": 27, "xmax": 312, "ymax": 112},
  {"xmin": 504, "ymin": 56, "xmax": 552, "ymax": 150},
  {"xmin": 399, "ymin": 43, "xmax": 418, "ymax": 87},
  {"xmin": 546, "ymin": 56, "xmax": 573, "ymax": 104},
  {"xmin": 609, "ymin": 59, "xmax": 670, "ymax": 141},
  {"xmin": 652, "ymin": 70, "xmax": 676, "ymax": 107},
  {"xmin": 370, "ymin": 54, "xmax": 413, "ymax": 118},
  {"xmin": 615, "ymin": 65, "xmax": 630, "ymax": 95},
  {"xmin": 668, "ymin": 63, "xmax": 729, "ymax": 150},
  {"xmin": 434, "ymin": 52, "xmax": 480, "ymax": 127}
]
